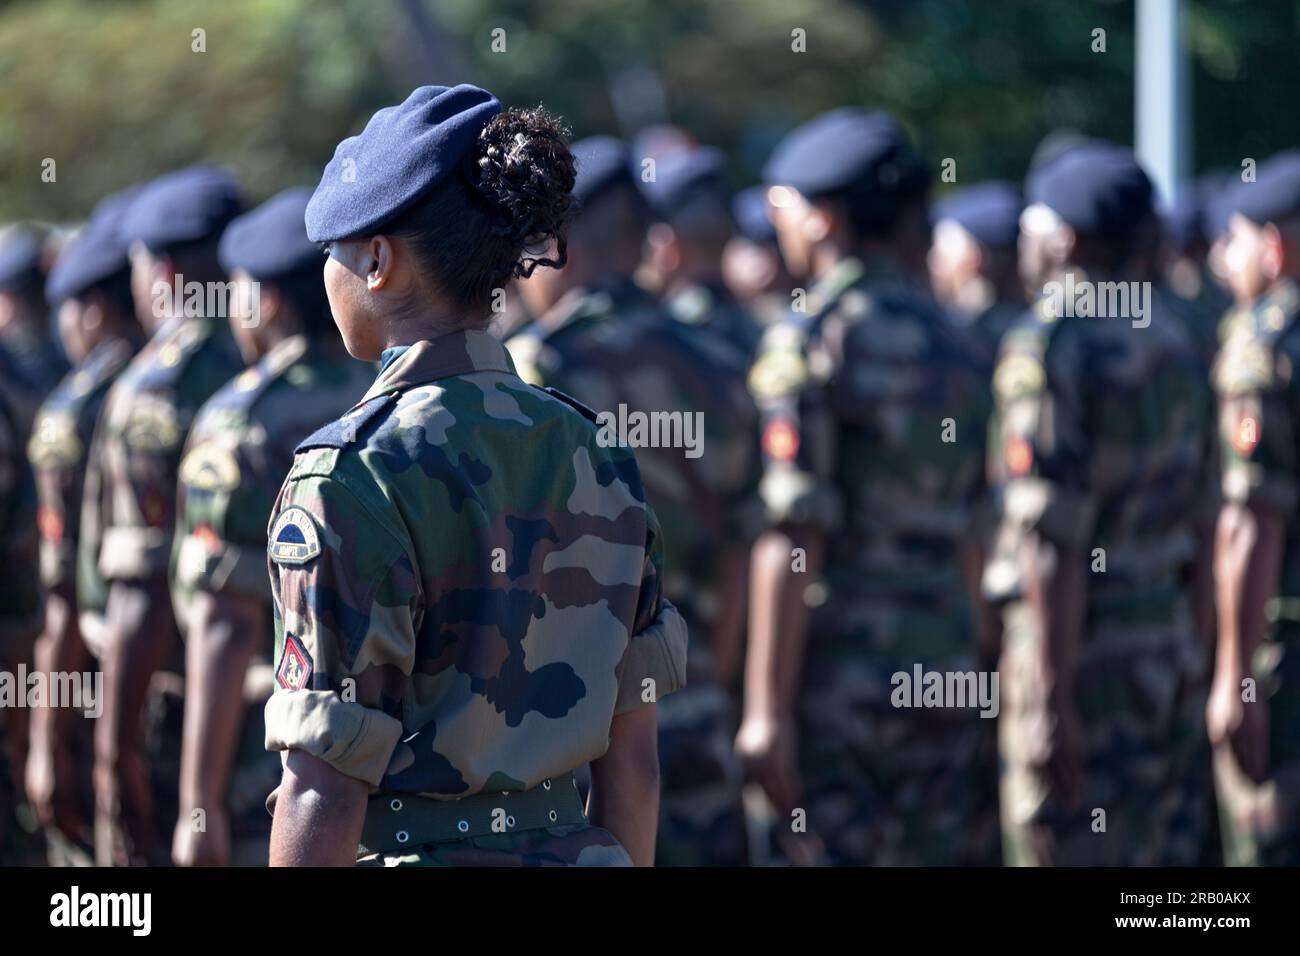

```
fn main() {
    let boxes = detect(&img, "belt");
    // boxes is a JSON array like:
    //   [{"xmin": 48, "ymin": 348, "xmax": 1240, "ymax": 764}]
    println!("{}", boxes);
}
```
[{"xmin": 358, "ymin": 772, "xmax": 586, "ymax": 855}]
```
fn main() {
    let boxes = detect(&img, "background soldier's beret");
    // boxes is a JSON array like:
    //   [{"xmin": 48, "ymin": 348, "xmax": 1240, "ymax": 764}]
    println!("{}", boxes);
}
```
[
  {"xmin": 641, "ymin": 146, "xmax": 728, "ymax": 217},
  {"xmin": 934, "ymin": 181, "xmax": 1023, "ymax": 249},
  {"xmin": 762, "ymin": 108, "xmax": 925, "ymax": 200},
  {"xmin": 304, "ymin": 84, "xmax": 502, "ymax": 243},
  {"xmin": 45, "ymin": 186, "xmax": 142, "ymax": 305},
  {"xmin": 571, "ymin": 135, "xmax": 636, "ymax": 206},
  {"xmin": 1231, "ymin": 151, "xmax": 1300, "ymax": 227},
  {"xmin": 119, "ymin": 165, "xmax": 244, "ymax": 253},
  {"xmin": 0, "ymin": 226, "xmax": 46, "ymax": 291},
  {"xmin": 220, "ymin": 187, "xmax": 318, "ymax": 280},
  {"xmin": 732, "ymin": 186, "xmax": 776, "ymax": 243},
  {"xmin": 1026, "ymin": 144, "xmax": 1154, "ymax": 239}
]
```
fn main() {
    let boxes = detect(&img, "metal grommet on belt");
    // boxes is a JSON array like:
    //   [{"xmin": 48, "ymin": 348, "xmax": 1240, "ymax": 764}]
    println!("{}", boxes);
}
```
[
  {"xmin": 396, "ymin": 830, "xmax": 409, "ymax": 844},
  {"xmin": 457, "ymin": 819, "xmax": 469, "ymax": 833},
  {"xmin": 542, "ymin": 779, "xmax": 552, "ymax": 790},
  {"xmin": 506, "ymin": 815, "xmax": 516, "ymax": 829},
  {"xmin": 548, "ymin": 810, "xmax": 557, "ymax": 822},
  {"xmin": 390, "ymin": 799, "xmax": 402, "ymax": 812}
]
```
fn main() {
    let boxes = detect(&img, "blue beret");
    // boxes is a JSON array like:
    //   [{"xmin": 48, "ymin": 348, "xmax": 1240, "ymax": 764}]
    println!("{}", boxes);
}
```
[
  {"xmin": 642, "ymin": 147, "xmax": 727, "ymax": 217},
  {"xmin": 305, "ymin": 85, "xmax": 502, "ymax": 242},
  {"xmin": 1232, "ymin": 151, "xmax": 1300, "ymax": 227},
  {"xmin": 763, "ymin": 108, "xmax": 921, "ymax": 199},
  {"xmin": 0, "ymin": 227, "xmax": 45, "ymax": 290},
  {"xmin": 220, "ymin": 187, "xmax": 319, "ymax": 280},
  {"xmin": 732, "ymin": 186, "xmax": 776, "ymax": 243},
  {"xmin": 935, "ymin": 181, "xmax": 1023, "ymax": 248},
  {"xmin": 119, "ymin": 165, "xmax": 244, "ymax": 252},
  {"xmin": 45, "ymin": 186, "xmax": 143, "ymax": 305},
  {"xmin": 1027, "ymin": 145, "xmax": 1154, "ymax": 239},
  {"xmin": 571, "ymin": 136, "xmax": 635, "ymax": 206}
]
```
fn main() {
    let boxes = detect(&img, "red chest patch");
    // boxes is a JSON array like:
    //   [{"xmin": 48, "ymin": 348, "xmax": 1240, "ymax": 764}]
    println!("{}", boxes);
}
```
[
  {"xmin": 1233, "ymin": 415, "xmax": 1260, "ymax": 457},
  {"xmin": 762, "ymin": 418, "xmax": 800, "ymax": 462},
  {"xmin": 276, "ymin": 635, "xmax": 313, "ymax": 692}
]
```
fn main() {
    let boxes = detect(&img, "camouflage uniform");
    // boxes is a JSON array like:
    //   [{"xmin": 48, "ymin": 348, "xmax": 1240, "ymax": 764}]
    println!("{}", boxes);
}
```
[
  {"xmin": 1211, "ymin": 277, "xmax": 1300, "ymax": 866},
  {"xmin": 262, "ymin": 329, "xmax": 687, "ymax": 866},
  {"xmin": 0, "ymin": 320, "xmax": 68, "ymax": 417},
  {"xmin": 171, "ymin": 333, "xmax": 372, "ymax": 864},
  {"xmin": 78, "ymin": 311, "xmax": 243, "ymax": 862},
  {"xmin": 665, "ymin": 280, "xmax": 762, "ymax": 360},
  {"xmin": 749, "ymin": 255, "xmax": 996, "ymax": 866},
  {"xmin": 508, "ymin": 279, "xmax": 760, "ymax": 866},
  {"xmin": 986, "ymin": 286, "xmax": 1215, "ymax": 866},
  {"xmin": 956, "ymin": 299, "xmax": 1023, "ymax": 360},
  {"xmin": 0, "ymin": 385, "xmax": 41, "ymax": 864}
]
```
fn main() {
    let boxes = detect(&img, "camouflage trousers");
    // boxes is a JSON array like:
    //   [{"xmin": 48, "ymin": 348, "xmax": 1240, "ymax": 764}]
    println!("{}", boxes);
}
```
[
  {"xmin": 1213, "ymin": 620, "xmax": 1300, "ymax": 867},
  {"xmin": 999, "ymin": 594, "xmax": 1211, "ymax": 866},
  {"xmin": 780, "ymin": 591, "xmax": 1000, "ymax": 866},
  {"xmin": 655, "ymin": 643, "xmax": 748, "ymax": 866},
  {"xmin": 357, "ymin": 825, "xmax": 632, "ymax": 866}
]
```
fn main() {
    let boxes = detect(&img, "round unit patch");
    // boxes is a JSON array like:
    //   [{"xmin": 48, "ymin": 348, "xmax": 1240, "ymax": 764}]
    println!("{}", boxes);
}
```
[{"xmin": 269, "ymin": 506, "xmax": 322, "ymax": 565}]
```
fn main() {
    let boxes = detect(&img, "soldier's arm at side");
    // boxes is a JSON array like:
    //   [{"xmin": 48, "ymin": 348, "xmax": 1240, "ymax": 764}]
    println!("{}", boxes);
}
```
[
  {"xmin": 269, "ymin": 750, "xmax": 368, "ymax": 867},
  {"xmin": 1209, "ymin": 501, "xmax": 1283, "ymax": 781},
  {"xmin": 174, "ymin": 589, "xmax": 265, "ymax": 866},
  {"xmin": 588, "ymin": 704, "xmax": 660, "ymax": 866}
]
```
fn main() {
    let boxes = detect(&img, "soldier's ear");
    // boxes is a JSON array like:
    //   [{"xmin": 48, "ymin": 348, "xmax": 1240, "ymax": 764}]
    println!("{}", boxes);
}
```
[
  {"xmin": 1260, "ymin": 223, "xmax": 1286, "ymax": 281},
  {"xmin": 367, "ymin": 235, "xmax": 395, "ymax": 291}
]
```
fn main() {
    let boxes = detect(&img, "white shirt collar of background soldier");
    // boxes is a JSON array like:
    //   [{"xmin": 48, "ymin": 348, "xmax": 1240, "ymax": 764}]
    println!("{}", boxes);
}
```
[{"xmin": 361, "ymin": 328, "xmax": 517, "ymax": 402}]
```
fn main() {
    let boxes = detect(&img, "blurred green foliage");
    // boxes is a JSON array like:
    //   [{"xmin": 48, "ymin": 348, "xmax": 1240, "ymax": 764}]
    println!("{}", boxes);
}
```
[{"xmin": 0, "ymin": 0, "xmax": 1295, "ymax": 221}]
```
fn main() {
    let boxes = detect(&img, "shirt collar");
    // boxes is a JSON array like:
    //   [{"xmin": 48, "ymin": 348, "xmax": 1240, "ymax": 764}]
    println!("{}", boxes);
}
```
[{"xmin": 361, "ymin": 328, "xmax": 517, "ymax": 402}]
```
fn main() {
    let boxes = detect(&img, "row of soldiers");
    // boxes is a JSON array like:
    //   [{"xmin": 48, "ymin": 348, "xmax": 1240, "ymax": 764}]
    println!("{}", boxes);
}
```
[{"xmin": 0, "ymin": 102, "xmax": 1296, "ymax": 867}]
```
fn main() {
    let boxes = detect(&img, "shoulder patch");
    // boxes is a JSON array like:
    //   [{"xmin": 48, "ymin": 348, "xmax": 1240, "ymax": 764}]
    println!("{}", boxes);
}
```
[
  {"xmin": 993, "ymin": 353, "xmax": 1046, "ymax": 402},
  {"xmin": 276, "ymin": 634, "xmax": 314, "ymax": 691},
  {"xmin": 295, "ymin": 392, "xmax": 397, "ymax": 453},
  {"xmin": 748, "ymin": 347, "xmax": 809, "ymax": 399},
  {"xmin": 122, "ymin": 394, "xmax": 183, "ymax": 452},
  {"xmin": 534, "ymin": 385, "xmax": 600, "ymax": 424},
  {"xmin": 269, "ymin": 506, "xmax": 323, "ymax": 565},
  {"xmin": 28, "ymin": 412, "xmax": 82, "ymax": 469},
  {"xmin": 1214, "ymin": 338, "xmax": 1274, "ymax": 396},
  {"xmin": 179, "ymin": 442, "xmax": 241, "ymax": 492}
]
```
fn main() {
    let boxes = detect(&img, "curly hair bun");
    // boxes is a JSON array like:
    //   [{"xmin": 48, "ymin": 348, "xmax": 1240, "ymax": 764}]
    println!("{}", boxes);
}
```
[{"xmin": 472, "ymin": 107, "xmax": 576, "ymax": 277}]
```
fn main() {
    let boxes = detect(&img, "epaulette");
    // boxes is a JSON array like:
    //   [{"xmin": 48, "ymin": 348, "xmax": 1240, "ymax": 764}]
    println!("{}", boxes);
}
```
[
  {"xmin": 295, "ymin": 392, "xmax": 397, "ymax": 453},
  {"xmin": 534, "ymin": 384, "xmax": 601, "ymax": 425}
]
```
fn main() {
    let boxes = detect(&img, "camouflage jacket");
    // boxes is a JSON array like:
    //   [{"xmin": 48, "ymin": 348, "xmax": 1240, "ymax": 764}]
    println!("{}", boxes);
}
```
[
  {"xmin": 262, "ymin": 329, "xmax": 688, "ymax": 794},
  {"xmin": 0, "ymin": 386, "xmax": 39, "ymax": 654},
  {"xmin": 664, "ymin": 280, "xmax": 762, "ymax": 360},
  {"xmin": 28, "ymin": 333, "xmax": 140, "ymax": 593},
  {"xmin": 171, "ymin": 334, "xmax": 374, "ymax": 632},
  {"xmin": 1214, "ymin": 278, "xmax": 1300, "ymax": 604},
  {"xmin": 78, "ymin": 314, "xmax": 243, "ymax": 612},
  {"xmin": 0, "ymin": 320, "xmax": 67, "ymax": 420},
  {"xmin": 984, "ymin": 278, "xmax": 1216, "ymax": 606},
  {"xmin": 506, "ymin": 278, "xmax": 762, "ymax": 627},
  {"xmin": 748, "ymin": 255, "xmax": 991, "ymax": 611}
]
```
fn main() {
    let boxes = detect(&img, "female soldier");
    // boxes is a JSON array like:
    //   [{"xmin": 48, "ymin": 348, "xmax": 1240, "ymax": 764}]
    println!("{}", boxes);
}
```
[{"xmin": 263, "ymin": 85, "xmax": 686, "ymax": 866}]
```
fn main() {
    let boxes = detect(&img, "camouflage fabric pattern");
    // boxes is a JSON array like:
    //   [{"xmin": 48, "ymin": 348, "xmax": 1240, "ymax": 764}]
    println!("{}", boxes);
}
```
[
  {"xmin": 507, "ymin": 278, "xmax": 758, "ymax": 865},
  {"xmin": 28, "ymin": 335, "xmax": 139, "ymax": 594},
  {"xmin": 78, "ymin": 314, "xmax": 243, "ymax": 607},
  {"xmin": 263, "ymin": 329, "xmax": 687, "ymax": 865},
  {"xmin": 1211, "ymin": 277, "xmax": 1300, "ymax": 866},
  {"xmin": 988, "ymin": 283, "xmax": 1216, "ymax": 866},
  {"xmin": 750, "ymin": 255, "xmax": 996, "ymax": 865},
  {"xmin": 172, "ymin": 332, "xmax": 372, "ymax": 861},
  {"xmin": 665, "ymin": 280, "xmax": 762, "ymax": 359}
]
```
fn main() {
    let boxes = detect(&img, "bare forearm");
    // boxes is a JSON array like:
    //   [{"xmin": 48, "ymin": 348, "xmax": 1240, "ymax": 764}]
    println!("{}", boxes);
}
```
[
  {"xmin": 1215, "ymin": 503, "xmax": 1284, "ymax": 678},
  {"xmin": 269, "ymin": 750, "xmax": 368, "ymax": 867},
  {"xmin": 745, "ymin": 528, "xmax": 822, "ymax": 720},
  {"xmin": 30, "ymin": 591, "xmax": 89, "ymax": 750},
  {"xmin": 1022, "ymin": 533, "xmax": 1085, "ymax": 704},
  {"xmin": 710, "ymin": 546, "xmax": 749, "ymax": 685},
  {"xmin": 588, "ymin": 705, "xmax": 659, "ymax": 866}
]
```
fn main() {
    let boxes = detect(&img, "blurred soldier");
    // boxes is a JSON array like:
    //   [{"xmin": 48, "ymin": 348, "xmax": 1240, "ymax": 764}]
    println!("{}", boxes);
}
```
[
  {"xmin": 929, "ymin": 181, "xmax": 1027, "ymax": 356},
  {"xmin": 0, "ymin": 225, "xmax": 68, "ymax": 417},
  {"xmin": 988, "ymin": 146, "xmax": 1214, "ymax": 866},
  {"xmin": 642, "ymin": 147, "xmax": 762, "ymax": 358},
  {"xmin": 510, "ymin": 137, "xmax": 759, "ymax": 865},
  {"xmin": 0, "ymin": 372, "xmax": 41, "ymax": 865},
  {"xmin": 25, "ymin": 190, "xmax": 145, "ymax": 865},
  {"xmin": 169, "ymin": 188, "xmax": 372, "ymax": 866},
  {"xmin": 737, "ymin": 109, "xmax": 996, "ymax": 866},
  {"xmin": 1208, "ymin": 152, "xmax": 1300, "ymax": 866},
  {"xmin": 1157, "ymin": 182, "xmax": 1234, "ymax": 370},
  {"xmin": 81, "ymin": 166, "xmax": 245, "ymax": 865},
  {"xmin": 265, "ymin": 86, "xmax": 686, "ymax": 867},
  {"xmin": 723, "ymin": 185, "xmax": 796, "ymax": 330}
]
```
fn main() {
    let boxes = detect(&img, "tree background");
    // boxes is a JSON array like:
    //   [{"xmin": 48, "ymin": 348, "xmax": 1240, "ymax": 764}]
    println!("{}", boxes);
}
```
[{"xmin": 0, "ymin": 0, "xmax": 1294, "ymax": 221}]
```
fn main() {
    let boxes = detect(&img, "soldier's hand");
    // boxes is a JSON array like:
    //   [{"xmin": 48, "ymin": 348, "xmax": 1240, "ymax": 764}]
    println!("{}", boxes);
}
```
[
  {"xmin": 172, "ymin": 807, "xmax": 231, "ymax": 867},
  {"xmin": 25, "ymin": 742, "xmax": 83, "ymax": 839},
  {"xmin": 1207, "ymin": 668, "xmax": 1269, "ymax": 783},
  {"xmin": 735, "ymin": 712, "xmax": 802, "ymax": 814}
]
